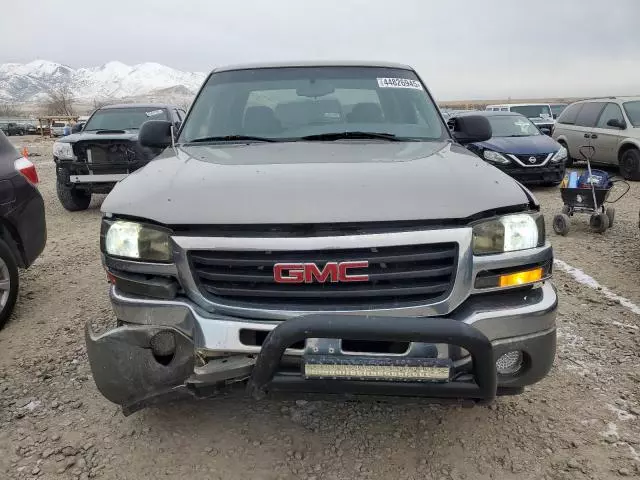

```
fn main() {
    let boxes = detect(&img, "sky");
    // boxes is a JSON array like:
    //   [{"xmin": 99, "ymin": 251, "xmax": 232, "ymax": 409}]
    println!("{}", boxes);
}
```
[{"xmin": 2, "ymin": 0, "xmax": 640, "ymax": 100}]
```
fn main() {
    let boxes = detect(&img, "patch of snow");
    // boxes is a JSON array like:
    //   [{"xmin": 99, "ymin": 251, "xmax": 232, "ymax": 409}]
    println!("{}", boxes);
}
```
[
  {"xmin": 21, "ymin": 400, "xmax": 41, "ymax": 412},
  {"xmin": 554, "ymin": 259, "xmax": 640, "ymax": 316}
]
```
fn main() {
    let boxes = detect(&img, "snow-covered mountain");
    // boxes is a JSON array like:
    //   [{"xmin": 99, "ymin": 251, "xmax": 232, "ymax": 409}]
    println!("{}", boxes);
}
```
[{"xmin": 0, "ymin": 60, "xmax": 206, "ymax": 103}]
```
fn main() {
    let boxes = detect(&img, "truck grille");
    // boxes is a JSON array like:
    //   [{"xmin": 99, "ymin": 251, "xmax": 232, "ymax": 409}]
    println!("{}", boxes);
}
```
[
  {"xmin": 189, "ymin": 242, "xmax": 458, "ymax": 308},
  {"xmin": 75, "ymin": 142, "xmax": 140, "ymax": 164}
]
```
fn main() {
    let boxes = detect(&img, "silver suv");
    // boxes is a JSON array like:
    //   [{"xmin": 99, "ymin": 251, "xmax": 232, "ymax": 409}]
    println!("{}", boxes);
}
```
[
  {"xmin": 85, "ymin": 61, "xmax": 557, "ymax": 415},
  {"xmin": 552, "ymin": 96, "xmax": 640, "ymax": 180}
]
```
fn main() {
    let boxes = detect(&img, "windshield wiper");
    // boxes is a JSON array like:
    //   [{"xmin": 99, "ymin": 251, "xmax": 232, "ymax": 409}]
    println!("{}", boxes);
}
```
[
  {"xmin": 299, "ymin": 131, "xmax": 406, "ymax": 142},
  {"xmin": 187, "ymin": 135, "xmax": 278, "ymax": 143}
]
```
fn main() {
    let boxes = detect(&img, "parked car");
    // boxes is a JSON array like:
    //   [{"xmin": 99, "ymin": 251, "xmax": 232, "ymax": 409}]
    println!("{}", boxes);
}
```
[
  {"xmin": 53, "ymin": 103, "xmax": 186, "ymax": 211},
  {"xmin": 550, "ymin": 103, "xmax": 567, "ymax": 119},
  {"xmin": 451, "ymin": 111, "xmax": 567, "ymax": 185},
  {"xmin": 0, "ymin": 122, "xmax": 26, "ymax": 136},
  {"xmin": 552, "ymin": 97, "xmax": 640, "ymax": 180},
  {"xmin": 0, "ymin": 131, "xmax": 46, "ymax": 329},
  {"xmin": 486, "ymin": 104, "xmax": 555, "ymax": 134},
  {"xmin": 50, "ymin": 121, "xmax": 66, "ymax": 137},
  {"xmin": 21, "ymin": 123, "xmax": 37, "ymax": 135},
  {"xmin": 86, "ymin": 61, "xmax": 557, "ymax": 415}
]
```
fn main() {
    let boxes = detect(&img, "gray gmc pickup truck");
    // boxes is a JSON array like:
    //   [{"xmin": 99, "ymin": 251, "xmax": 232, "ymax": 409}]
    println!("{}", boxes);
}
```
[{"xmin": 86, "ymin": 61, "xmax": 557, "ymax": 415}]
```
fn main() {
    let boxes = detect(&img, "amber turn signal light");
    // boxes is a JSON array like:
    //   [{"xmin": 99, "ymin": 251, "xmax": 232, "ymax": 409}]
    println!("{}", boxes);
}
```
[{"xmin": 498, "ymin": 267, "xmax": 543, "ymax": 288}]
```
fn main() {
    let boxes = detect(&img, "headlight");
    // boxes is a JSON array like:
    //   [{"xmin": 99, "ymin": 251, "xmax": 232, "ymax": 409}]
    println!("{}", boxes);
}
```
[
  {"xmin": 53, "ymin": 142, "xmax": 75, "ymax": 160},
  {"xmin": 473, "ymin": 213, "xmax": 545, "ymax": 255},
  {"xmin": 550, "ymin": 146, "xmax": 567, "ymax": 163},
  {"xmin": 103, "ymin": 220, "xmax": 172, "ymax": 262},
  {"xmin": 483, "ymin": 150, "xmax": 511, "ymax": 165}
]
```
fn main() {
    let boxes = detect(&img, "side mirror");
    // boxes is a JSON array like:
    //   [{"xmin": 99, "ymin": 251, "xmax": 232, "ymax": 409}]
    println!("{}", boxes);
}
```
[
  {"xmin": 540, "ymin": 127, "xmax": 551, "ymax": 135},
  {"xmin": 451, "ymin": 115, "xmax": 492, "ymax": 144},
  {"xmin": 552, "ymin": 113, "xmax": 558, "ymax": 119},
  {"xmin": 139, "ymin": 120, "xmax": 172, "ymax": 148},
  {"xmin": 606, "ymin": 118, "xmax": 626, "ymax": 129}
]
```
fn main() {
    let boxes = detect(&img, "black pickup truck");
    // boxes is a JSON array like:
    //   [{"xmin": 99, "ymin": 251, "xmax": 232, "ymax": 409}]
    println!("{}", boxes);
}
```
[{"xmin": 53, "ymin": 103, "xmax": 186, "ymax": 211}]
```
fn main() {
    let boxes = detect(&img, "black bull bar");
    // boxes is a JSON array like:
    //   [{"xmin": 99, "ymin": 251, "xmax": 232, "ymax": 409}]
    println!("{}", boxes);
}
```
[{"xmin": 247, "ymin": 315, "xmax": 497, "ymax": 402}]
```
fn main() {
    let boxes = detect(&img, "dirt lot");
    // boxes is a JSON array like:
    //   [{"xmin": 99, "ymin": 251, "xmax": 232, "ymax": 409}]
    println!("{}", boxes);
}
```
[{"xmin": 1, "ymin": 136, "xmax": 639, "ymax": 480}]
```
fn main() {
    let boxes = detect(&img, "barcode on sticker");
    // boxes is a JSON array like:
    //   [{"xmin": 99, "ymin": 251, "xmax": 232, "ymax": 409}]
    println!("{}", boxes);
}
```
[{"xmin": 377, "ymin": 78, "xmax": 423, "ymax": 90}]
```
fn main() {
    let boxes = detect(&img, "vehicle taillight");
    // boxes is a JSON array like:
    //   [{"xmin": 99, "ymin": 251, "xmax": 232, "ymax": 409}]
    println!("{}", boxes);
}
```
[{"xmin": 14, "ymin": 157, "xmax": 39, "ymax": 185}]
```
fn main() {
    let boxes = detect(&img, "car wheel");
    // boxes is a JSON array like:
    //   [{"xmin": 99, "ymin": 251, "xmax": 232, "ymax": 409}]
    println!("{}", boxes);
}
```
[
  {"xmin": 0, "ymin": 239, "xmax": 19, "ymax": 330},
  {"xmin": 56, "ymin": 177, "xmax": 91, "ymax": 211},
  {"xmin": 589, "ymin": 212, "xmax": 610, "ymax": 233},
  {"xmin": 619, "ymin": 148, "xmax": 640, "ymax": 181},
  {"xmin": 553, "ymin": 214, "xmax": 571, "ymax": 236},
  {"xmin": 558, "ymin": 141, "xmax": 573, "ymax": 167}
]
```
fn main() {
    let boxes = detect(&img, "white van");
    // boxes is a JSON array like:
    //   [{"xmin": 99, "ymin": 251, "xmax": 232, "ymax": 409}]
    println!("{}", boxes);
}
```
[{"xmin": 486, "ymin": 103, "xmax": 555, "ymax": 134}]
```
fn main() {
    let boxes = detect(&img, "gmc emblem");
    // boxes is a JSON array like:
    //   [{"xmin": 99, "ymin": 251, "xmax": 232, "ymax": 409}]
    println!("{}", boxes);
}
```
[{"xmin": 273, "ymin": 261, "xmax": 369, "ymax": 284}]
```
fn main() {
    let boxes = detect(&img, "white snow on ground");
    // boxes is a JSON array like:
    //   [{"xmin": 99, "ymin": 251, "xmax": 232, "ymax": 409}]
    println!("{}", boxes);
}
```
[{"xmin": 554, "ymin": 259, "xmax": 640, "ymax": 316}]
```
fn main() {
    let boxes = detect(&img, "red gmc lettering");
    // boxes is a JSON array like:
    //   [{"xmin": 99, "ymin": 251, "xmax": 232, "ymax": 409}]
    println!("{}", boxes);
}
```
[
  {"xmin": 338, "ymin": 261, "xmax": 370, "ymax": 282},
  {"xmin": 273, "ymin": 263, "xmax": 305, "ymax": 283},
  {"xmin": 304, "ymin": 263, "xmax": 339, "ymax": 283},
  {"xmin": 273, "ymin": 261, "xmax": 369, "ymax": 284}
]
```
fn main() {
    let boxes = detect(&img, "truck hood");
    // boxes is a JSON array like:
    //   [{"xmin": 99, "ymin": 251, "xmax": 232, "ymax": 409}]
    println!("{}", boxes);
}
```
[
  {"xmin": 474, "ymin": 135, "xmax": 561, "ymax": 155},
  {"xmin": 56, "ymin": 130, "xmax": 139, "ymax": 143},
  {"xmin": 102, "ymin": 141, "xmax": 530, "ymax": 225}
]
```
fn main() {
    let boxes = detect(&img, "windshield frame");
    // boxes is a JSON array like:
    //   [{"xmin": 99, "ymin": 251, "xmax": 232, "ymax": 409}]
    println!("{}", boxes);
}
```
[
  {"xmin": 623, "ymin": 101, "xmax": 640, "ymax": 127},
  {"xmin": 83, "ymin": 107, "xmax": 169, "ymax": 131},
  {"xmin": 178, "ymin": 66, "xmax": 451, "ymax": 144}
]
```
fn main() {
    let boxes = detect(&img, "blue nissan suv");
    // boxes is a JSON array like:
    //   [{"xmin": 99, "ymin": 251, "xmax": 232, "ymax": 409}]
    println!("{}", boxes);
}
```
[{"xmin": 449, "ymin": 111, "xmax": 567, "ymax": 185}]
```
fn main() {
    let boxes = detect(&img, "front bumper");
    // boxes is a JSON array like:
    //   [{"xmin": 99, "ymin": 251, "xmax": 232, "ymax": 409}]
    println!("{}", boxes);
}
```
[
  {"xmin": 498, "ymin": 162, "xmax": 565, "ymax": 185},
  {"xmin": 86, "ymin": 282, "xmax": 557, "ymax": 415}
]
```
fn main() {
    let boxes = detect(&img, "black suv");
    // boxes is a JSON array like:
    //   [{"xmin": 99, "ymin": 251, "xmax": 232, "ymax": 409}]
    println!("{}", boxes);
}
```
[
  {"xmin": 0, "ymin": 123, "xmax": 26, "ymax": 136},
  {"xmin": 0, "ymin": 131, "xmax": 46, "ymax": 328},
  {"xmin": 53, "ymin": 103, "xmax": 186, "ymax": 211}
]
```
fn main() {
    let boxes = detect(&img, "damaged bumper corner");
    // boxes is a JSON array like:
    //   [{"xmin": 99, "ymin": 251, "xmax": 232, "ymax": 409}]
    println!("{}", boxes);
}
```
[{"xmin": 85, "ymin": 323, "xmax": 195, "ymax": 415}]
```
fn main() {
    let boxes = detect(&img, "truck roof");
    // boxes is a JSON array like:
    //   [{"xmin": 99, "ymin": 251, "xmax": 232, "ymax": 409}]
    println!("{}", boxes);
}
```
[{"xmin": 212, "ymin": 60, "xmax": 413, "ymax": 73}]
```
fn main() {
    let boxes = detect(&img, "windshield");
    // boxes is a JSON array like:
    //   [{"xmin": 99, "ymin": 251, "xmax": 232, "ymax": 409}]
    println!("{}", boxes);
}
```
[
  {"xmin": 180, "ymin": 66, "xmax": 445, "ymax": 143},
  {"xmin": 550, "ymin": 104, "xmax": 567, "ymax": 117},
  {"xmin": 623, "ymin": 101, "xmax": 640, "ymax": 127},
  {"xmin": 509, "ymin": 105, "xmax": 552, "ymax": 120},
  {"xmin": 487, "ymin": 115, "xmax": 540, "ymax": 137},
  {"xmin": 83, "ymin": 107, "xmax": 168, "ymax": 131}
]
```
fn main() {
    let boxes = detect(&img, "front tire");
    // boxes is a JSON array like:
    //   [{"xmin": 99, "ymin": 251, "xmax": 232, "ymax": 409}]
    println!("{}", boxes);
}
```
[
  {"xmin": 0, "ymin": 239, "xmax": 19, "ymax": 330},
  {"xmin": 56, "ymin": 177, "xmax": 91, "ymax": 211},
  {"xmin": 619, "ymin": 148, "xmax": 640, "ymax": 181}
]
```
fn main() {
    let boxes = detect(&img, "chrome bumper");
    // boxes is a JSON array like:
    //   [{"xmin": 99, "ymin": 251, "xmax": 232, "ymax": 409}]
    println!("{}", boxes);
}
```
[
  {"xmin": 108, "ymin": 282, "xmax": 557, "ymax": 352},
  {"xmin": 70, "ymin": 173, "xmax": 128, "ymax": 183}
]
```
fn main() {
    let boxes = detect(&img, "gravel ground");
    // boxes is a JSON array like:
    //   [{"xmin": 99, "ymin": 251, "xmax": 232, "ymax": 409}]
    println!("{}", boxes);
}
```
[{"xmin": 1, "ymin": 136, "xmax": 639, "ymax": 480}]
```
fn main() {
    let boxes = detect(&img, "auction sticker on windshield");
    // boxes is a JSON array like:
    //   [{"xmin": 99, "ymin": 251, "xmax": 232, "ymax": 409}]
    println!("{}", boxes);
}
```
[{"xmin": 377, "ymin": 78, "xmax": 423, "ymax": 90}]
